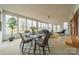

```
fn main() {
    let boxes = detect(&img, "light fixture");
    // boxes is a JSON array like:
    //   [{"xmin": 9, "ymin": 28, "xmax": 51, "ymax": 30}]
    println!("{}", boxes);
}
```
[{"xmin": 47, "ymin": 16, "xmax": 50, "ymax": 19}]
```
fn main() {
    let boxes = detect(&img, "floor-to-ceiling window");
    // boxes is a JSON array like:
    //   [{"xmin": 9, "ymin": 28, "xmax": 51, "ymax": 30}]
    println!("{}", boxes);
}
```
[
  {"xmin": 0, "ymin": 11, "xmax": 2, "ymax": 43},
  {"xmin": 41, "ymin": 23, "xmax": 48, "ymax": 30},
  {"xmin": 33, "ymin": 20, "xmax": 37, "ymax": 27},
  {"xmin": 0, "ymin": 12, "xmax": 1, "ymax": 31},
  {"xmin": 5, "ymin": 15, "xmax": 17, "ymax": 35},
  {"xmin": 32, "ymin": 20, "xmax": 38, "ymax": 33},
  {"xmin": 63, "ymin": 22, "xmax": 68, "ymax": 34},
  {"xmin": 18, "ymin": 18, "xmax": 26, "ymax": 33},
  {"xmin": 57, "ymin": 25, "xmax": 61, "ymax": 32},
  {"xmin": 38, "ymin": 22, "xmax": 42, "ymax": 31},
  {"xmin": 38, "ymin": 22, "xmax": 50, "ymax": 31},
  {"xmin": 53, "ymin": 25, "xmax": 61, "ymax": 32},
  {"xmin": 27, "ymin": 19, "xmax": 32, "ymax": 31},
  {"xmin": 48, "ymin": 24, "xmax": 52, "ymax": 32},
  {"xmin": 63, "ymin": 22, "xmax": 68, "ymax": 30},
  {"xmin": 41, "ymin": 22, "xmax": 44, "ymax": 30},
  {"xmin": 43, "ymin": 23, "xmax": 45, "ymax": 29},
  {"xmin": 44, "ymin": 23, "xmax": 48, "ymax": 30},
  {"xmin": 3, "ymin": 10, "xmax": 54, "ymax": 40},
  {"xmin": 3, "ymin": 14, "xmax": 18, "ymax": 40}
]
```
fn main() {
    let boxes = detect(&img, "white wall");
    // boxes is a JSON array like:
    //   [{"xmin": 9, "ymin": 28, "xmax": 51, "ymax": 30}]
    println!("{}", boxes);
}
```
[
  {"xmin": 0, "ymin": 10, "xmax": 2, "ymax": 45},
  {"xmin": 0, "ymin": 32, "xmax": 2, "ymax": 46}
]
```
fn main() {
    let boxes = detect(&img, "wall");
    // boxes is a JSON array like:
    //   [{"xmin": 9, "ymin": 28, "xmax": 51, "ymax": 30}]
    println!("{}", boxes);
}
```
[
  {"xmin": 0, "ymin": 10, "xmax": 2, "ymax": 45},
  {"xmin": 71, "ymin": 9, "xmax": 78, "ymax": 35},
  {"xmin": 69, "ymin": 5, "xmax": 79, "ymax": 35},
  {"xmin": 78, "ymin": 8, "xmax": 79, "ymax": 36}
]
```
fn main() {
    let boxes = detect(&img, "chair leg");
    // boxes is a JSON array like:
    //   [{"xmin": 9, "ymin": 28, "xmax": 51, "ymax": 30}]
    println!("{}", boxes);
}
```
[
  {"xmin": 47, "ymin": 45, "xmax": 50, "ymax": 52},
  {"xmin": 43, "ymin": 47, "xmax": 46, "ymax": 55},
  {"xmin": 28, "ymin": 42, "xmax": 32, "ymax": 54},
  {"xmin": 39, "ymin": 46, "xmax": 41, "ymax": 55},
  {"xmin": 22, "ymin": 43, "xmax": 24, "ymax": 54},
  {"xmin": 20, "ymin": 41, "xmax": 22, "ymax": 48},
  {"xmin": 23, "ymin": 42, "xmax": 29, "ymax": 52},
  {"xmin": 34, "ymin": 43, "xmax": 36, "ymax": 54},
  {"xmin": 31, "ymin": 40, "xmax": 33, "ymax": 47}
]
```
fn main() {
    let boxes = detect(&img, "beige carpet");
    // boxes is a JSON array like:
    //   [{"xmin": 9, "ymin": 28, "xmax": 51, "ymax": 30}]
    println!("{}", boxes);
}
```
[
  {"xmin": 0, "ymin": 36, "xmax": 79, "ymax": 55},
  {"xmin": 0, "ymin": 39, "xmax": 21, "ymax": 55}
]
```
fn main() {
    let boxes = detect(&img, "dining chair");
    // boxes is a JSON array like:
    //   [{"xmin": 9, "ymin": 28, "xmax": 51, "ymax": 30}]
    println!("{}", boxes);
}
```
[
  {"xmin": 19, "ymin": 33, "xmax": 32, "ymax": 54},
  {"xmin": 34, "ymin": 34, "xmax": 50, "ymax": 55}
]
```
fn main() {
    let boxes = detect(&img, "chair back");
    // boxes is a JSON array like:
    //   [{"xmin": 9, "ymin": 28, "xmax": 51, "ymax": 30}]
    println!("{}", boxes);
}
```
[
  {"xmin": 62, "ymin": 29, "xmax": 65, "ymax": 33},
  {"xmin": 19, "ymin": 33, "xmax": 25, "ymax": 42},
  {"xmin": 42, "ymin": 30, "xmax": 50, "ymax": 35},
  {"xmin": 42, "ymin": 34, "xmax": 50, "ymax": 46}
]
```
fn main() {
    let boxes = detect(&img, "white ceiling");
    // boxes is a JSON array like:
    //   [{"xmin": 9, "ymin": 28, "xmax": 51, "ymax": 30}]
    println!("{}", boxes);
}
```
[{"xmin": 0, "ymin": 4, "xmax": 77, "ymax": 24}]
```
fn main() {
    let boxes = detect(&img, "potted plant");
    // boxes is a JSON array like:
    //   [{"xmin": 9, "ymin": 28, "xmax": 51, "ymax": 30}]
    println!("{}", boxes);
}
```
[
  {"xmin": 7, "ymin": 17, "xmax": 16, "ymax": 41},
  {"xmin": 25, "ymin": 29, "xmax": 30, "ymax": 33},
  {"xmin": 30, "ymin": 27, "xmax": 37, "ymax": 34}
]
